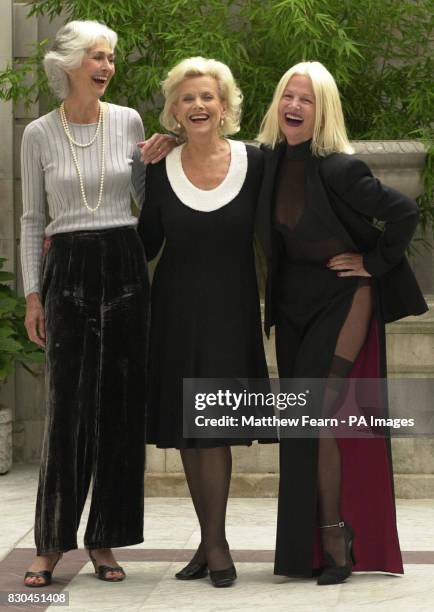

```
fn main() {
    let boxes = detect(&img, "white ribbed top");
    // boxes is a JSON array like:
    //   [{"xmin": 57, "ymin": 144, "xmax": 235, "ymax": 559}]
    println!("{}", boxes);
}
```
[
  {"xmin": 20, "ymin": 103, "xmax": 146, "ymax": 296},
  {"xmin": 165, "ymin": 139, "xmax": 247, "ymax": 211}
]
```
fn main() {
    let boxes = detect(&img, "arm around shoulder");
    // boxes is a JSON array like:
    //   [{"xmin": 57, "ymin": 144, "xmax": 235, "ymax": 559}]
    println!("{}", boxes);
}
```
[
  {"xmin": 245, "ymin": 143, "xmax": 264, "ymax": 176},
  {"xmin": 128, "ymin": 106, "xmax": 145, "ymax": 143},
  {"xmin": 137, "ymin": 163, "xmax": 165, "ymax": 261}
]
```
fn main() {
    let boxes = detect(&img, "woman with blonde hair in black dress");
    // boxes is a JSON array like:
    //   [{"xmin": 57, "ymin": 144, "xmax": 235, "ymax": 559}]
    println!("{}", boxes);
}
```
[
  {"xmin": 256, "ymin": 60, "xmax": 427, "ymax": 584},
  {"xmin": 138, "ymin": 56, "xmax": 269, "ymax": 588}
]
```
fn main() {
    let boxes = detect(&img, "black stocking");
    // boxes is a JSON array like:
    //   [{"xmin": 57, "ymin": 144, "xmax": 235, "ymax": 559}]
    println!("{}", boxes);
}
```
[
  {"xmin": 318, "ymin": 283, "xmax": 372, "ymax": 565},
  {"xmin": 180, "ymin": 448, "xmax": 206, "ymax": 565},
  {"xmin": 180, "ymin": 446, "xmax": 233, "ymax": 571}
]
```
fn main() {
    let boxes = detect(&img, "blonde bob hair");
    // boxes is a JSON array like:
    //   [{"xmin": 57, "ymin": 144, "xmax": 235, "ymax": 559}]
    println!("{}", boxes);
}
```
[
  {"xmin": 257, "ymin": 61, "xmax": 353, "ymax": 156},
  {"xmin": 43, "ymin": 20, "xmax": 118, "ymax": 100},
  {"xmin": 160, "ymin": 57, "xmax": 242, "ymax": 137}
]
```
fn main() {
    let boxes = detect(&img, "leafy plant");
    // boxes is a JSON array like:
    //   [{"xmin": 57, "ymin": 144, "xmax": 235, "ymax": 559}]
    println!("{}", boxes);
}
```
[
  {"xmin": 0, "ymin": 259, "xmax": 44, "ymax": 383},
  {"xmin": 0, "ymin": 40, "xmax": 51, "ymax": 110},
  {"xmin": 0, "ymin": 0, "xmax": 432, "ymax": 227}
]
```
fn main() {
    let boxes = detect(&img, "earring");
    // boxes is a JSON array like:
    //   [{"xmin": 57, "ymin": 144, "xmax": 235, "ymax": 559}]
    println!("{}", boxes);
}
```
[
  {"xmin": 220, "ymin": 116, "xmax": 225, "ymax": 127},
  {"xmin": 176, "ymin": 121, "xmax": 181, "ymax": 130}
]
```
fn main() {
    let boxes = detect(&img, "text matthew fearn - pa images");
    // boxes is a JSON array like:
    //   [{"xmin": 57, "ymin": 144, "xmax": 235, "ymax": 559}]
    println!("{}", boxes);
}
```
[
  {"xmin": 193, "ymin": 414, "xmax": 415, "ymax": 429},
  {"xmin": 192, "ymin": 391, "xmax": 414, "ymax": 430}
]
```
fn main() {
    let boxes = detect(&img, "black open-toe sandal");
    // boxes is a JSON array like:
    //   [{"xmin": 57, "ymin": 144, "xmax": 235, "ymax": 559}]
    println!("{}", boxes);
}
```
[
  {"xmin": 87, "ymin": 549, "xmax": 126, "ymax": 582},
  {"xmin": 24, "ymin": 553, "xmax": 63, "ymax": 588}
]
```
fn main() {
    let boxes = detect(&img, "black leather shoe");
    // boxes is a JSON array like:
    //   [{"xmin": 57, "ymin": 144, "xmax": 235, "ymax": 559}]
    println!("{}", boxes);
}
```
[
  {"xmin": 317, "ymin": 522, "xmax": 356, "ymax": 586},
  {"xmin": 209, "ymin": 564, "xmax": 237, "ymax": 587},
  {"xmin": 175, "ymin": 562, "xmax": 208, "ymax": 580}
]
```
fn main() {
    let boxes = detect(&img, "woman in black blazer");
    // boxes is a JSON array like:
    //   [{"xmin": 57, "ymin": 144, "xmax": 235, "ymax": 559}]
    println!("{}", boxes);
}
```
[{"xmin": 256, "ymin": 61, "xmax": 427, "ymax": 585}]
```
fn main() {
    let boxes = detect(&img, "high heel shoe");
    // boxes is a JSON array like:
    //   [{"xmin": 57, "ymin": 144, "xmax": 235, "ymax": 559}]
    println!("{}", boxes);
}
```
[
  {"xmin": 209, "ymin": 564, "xmax": 237, "ymax": 588},
  {"xmin": 175, "ymin": 561, "xmax": 208, "ymax": 580},
  {"xmin": 87, "ymin": 549, "xmax": 126, "ymax": 582},
  {"xmin": 317, "ymin": 521, "xmax": 356, "ymax": 586},
  {"xmin": 24, "ymin": 553, "xmax": 63, "ymax": 588}
]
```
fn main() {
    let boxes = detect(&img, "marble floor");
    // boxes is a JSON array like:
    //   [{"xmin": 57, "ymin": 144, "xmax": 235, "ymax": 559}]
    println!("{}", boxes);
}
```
[{"xmin": 0, "ymin": 465, "xmax": 433, "ymax": 612}]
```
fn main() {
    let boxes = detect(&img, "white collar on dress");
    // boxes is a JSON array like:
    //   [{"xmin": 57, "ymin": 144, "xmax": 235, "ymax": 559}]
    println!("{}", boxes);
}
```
[{"xmin": 165, "ymin": 139, "xmax": 247, "ymax": 212}]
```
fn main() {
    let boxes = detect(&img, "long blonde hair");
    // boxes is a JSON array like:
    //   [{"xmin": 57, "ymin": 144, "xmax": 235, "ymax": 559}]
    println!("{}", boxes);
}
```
[{"xmin": 256, "ymin": 61, "xmax": 353, "ymax": 156}]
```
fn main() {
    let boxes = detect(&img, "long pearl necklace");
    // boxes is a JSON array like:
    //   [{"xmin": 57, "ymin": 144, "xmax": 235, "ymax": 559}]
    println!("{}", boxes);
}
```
[{"xmin": 59, "ymin": 101, "xmax": 105, "ymax": 213}]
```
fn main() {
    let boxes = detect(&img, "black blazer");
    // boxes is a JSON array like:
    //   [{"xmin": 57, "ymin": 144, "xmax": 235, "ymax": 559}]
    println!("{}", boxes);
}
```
[{"xmin": 256, "ymin": 142, "xmax": 428, "ymax": 336}]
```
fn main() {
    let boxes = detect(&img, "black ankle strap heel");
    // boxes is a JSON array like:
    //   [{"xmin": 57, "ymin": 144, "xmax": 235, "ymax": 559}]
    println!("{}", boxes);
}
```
[{"xmin": 317, "ymin": 521, "xmax": 355, "ymax": 586}]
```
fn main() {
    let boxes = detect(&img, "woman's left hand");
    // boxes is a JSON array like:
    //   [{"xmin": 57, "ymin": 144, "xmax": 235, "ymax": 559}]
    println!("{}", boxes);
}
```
[
  {"xmin": 138, "ymin": 133, "xmax": 177, "ymax": 164},
  {"xmin": 327, "ymin": 252, "xmax": 371, "ymax": 277}
]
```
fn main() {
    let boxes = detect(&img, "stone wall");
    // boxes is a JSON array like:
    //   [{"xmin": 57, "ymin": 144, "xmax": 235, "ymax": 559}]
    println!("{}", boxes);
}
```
[{"xmin": 0, "ymin": 0, "xmax": 14, "ymax": 473}]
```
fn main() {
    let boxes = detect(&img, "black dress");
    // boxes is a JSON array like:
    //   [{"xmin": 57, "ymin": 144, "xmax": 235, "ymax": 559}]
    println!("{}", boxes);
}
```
[
  {"xmin": 138, "ymin": 140, "xmax": 269, "ymax": 448},
  {"xmin": 273, "ymin": 141, "xmax": 371, "ymax": 381},
  {"xmin": 263, "ymin": 139, "xmax": 413, "ymax": 576}
]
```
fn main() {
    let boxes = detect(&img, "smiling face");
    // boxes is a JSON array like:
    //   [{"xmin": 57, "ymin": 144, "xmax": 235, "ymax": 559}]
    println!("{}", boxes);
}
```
[
  {"xmin": 67, "ymin": 38, "xmax": 115, "ymax": 99},
  {"xmin": 172, "ymin": 75, "xmax": 226, "ymax": 139},
  {"xmin": 278, "ymin": 74, "xmax": 316, "ymax": 145}
]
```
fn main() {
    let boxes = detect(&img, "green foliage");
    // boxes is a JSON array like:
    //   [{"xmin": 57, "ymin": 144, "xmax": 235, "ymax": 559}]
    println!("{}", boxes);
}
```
[
  {"xmin": 0, "ymin": 40, "xmax": 51, "ymax": 110},
  {"xmin": 0, "ymin": 259, "xmax": 44, "ymax": 383},
  {"xmin": 0, "ymin": 0, "xmax": 432, "ymax": 221}
]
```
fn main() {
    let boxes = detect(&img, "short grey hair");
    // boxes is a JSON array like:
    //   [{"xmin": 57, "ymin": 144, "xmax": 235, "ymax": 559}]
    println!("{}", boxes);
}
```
[{"xmin": 43, "ymin": 20, "xmax": 118, "ymax": 100}]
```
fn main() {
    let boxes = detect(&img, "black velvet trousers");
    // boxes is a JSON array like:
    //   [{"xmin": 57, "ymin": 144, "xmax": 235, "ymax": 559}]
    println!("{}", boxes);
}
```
[{"xmin": 35, "ymin": 227, "xmax": 149, "ymax": 555}]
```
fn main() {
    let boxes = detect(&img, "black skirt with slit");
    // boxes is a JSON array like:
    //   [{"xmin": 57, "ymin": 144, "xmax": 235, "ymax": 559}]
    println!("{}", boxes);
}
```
[{"xmin": 272, "ymin": 140, "xmax": 403, "ymax": 576}]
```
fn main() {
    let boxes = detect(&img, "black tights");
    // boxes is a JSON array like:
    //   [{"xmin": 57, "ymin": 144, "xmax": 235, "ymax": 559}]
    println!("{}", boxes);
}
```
[
  {"xmin": 318, "ymin": 284, "xmax": 372, "ymax": 565},
  {"xmin": 180, "ymin": 446, "xmax": 233, "ymax": 571}
]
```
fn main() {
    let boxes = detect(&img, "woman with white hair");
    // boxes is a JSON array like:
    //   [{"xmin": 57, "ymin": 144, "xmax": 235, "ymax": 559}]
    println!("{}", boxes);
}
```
[
  {"xmin": 20, "ymin": 20, "xmax": 169, "ymax": 587},
  {"xmin": 137, "ymin": 56, "xmax": 269, "ymax": 588},
  {"xmin": 256, "ymin": 61, "xmax": 427, "ymax": 584}
]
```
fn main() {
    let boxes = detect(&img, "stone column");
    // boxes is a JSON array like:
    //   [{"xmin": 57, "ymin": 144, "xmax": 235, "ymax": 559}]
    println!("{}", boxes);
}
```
[{"xmin": 0, "ymin": 0, "xmax": 14, "ymax": 474}]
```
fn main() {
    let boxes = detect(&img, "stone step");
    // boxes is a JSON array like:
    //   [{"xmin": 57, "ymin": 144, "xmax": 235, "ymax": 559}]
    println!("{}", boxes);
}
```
[
  {"xmin": 387, "ymin": 299, "xmax": 434, "ymax": 370},
  {"xmin": 145, "ymin": 438, "xmax": 434, "ymax": 500},
  {"xmin": 388, "ymin": 365, "xmax": 434, "ymax": 375},
  {"xmin": 393, "ymin": 474, "xmax": 434, "ymax": 498},
  {"xmin": 145, "ymin": 472, "xmax": 434, "ymax": 499},
  {"xmin": 270, "ymin": 363, "xmax": 434, "ymax": 376}
]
